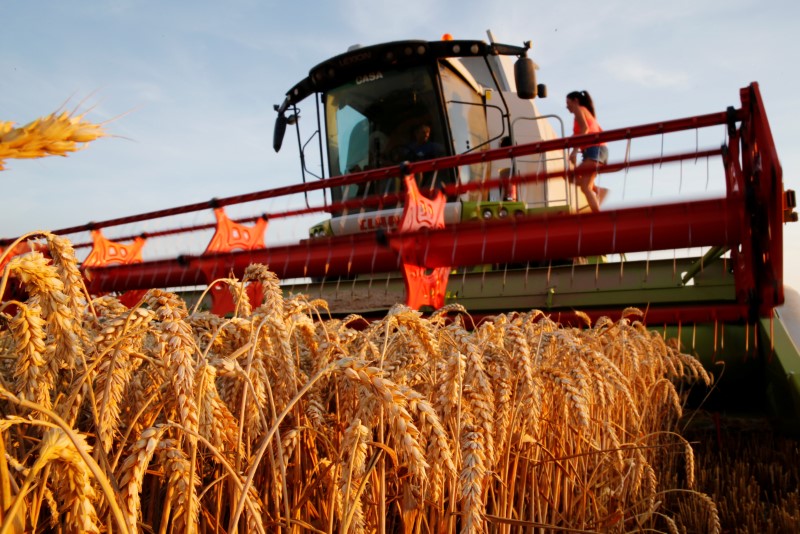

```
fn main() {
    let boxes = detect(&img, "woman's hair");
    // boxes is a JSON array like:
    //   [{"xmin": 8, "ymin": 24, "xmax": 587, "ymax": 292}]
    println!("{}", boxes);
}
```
[{"xmin": 567, "ymin": 90, "xmax": 596, "ymax": 117}]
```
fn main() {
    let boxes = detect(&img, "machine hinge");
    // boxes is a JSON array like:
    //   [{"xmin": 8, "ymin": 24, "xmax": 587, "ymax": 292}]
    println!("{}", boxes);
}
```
[{"xmin": 785, "ymin": 189, "xmax": 798, "ymax": 223}]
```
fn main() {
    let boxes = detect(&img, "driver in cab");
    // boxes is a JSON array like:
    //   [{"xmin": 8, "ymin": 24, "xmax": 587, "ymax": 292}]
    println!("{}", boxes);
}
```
[{"xmin": 406, "ymin": 123, "xmax": 444, "ymax": 161}]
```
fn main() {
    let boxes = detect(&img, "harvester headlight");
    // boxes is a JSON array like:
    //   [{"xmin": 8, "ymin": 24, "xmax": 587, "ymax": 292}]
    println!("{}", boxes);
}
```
[
  {"xmin": 498, "ymin": 207, "xmax": 509, "ymax": 218},
  {"xmin": 482, "ymin": 208, "xmax": 494, "ymax": 219}
]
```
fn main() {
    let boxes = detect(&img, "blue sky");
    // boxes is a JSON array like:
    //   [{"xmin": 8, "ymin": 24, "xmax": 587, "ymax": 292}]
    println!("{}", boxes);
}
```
[{"xmin": 2, "ymin": 0, "xmax": 799, "ymax": 290}]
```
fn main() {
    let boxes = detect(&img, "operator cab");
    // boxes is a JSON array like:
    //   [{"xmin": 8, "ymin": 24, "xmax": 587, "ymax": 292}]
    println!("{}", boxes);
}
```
[{"xmin": 274, "ymin": 37, "xmax": 564, "ymax": 234}]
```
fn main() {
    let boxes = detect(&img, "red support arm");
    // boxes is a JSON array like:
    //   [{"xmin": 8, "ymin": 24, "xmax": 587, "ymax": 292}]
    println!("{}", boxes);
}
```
[
  {"xmin": 82, "ymin": 229, "xmax": 146, "ymax": 267},
  {"xmin": 388, "ymin": 175, "xmax": 449, "ymax": 310},
  {"xmin": 202, "ymin": 207, "xmax": 268, "ymax": 315}
]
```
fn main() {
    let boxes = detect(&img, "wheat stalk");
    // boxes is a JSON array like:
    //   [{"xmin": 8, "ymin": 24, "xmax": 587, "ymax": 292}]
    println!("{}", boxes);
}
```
[
  {"xmin": 197, "ymin": 362, "xmax": 241, "ymax": 455},
  {"xmin": 146, "ymin": 290, "xmax": 200, "ymax": 438},
  {"xmin": 337, "ymin": 418, "xmax": 370, "ymax": 533},
  {"xmin": 340, "ymin": 360, "xmax": 429, "ymax": 483},
  {"xmin": 44, "ymin": 233, "xmax": 92, "ymax": 321},
  {"xmin": 157, "ymin": 439, "xmax": 200, "ymax": 534},
  {"xmin": 9, "ymin": 301, "xmax": 50, "ymax": 409},
  {"xmin": 117, "ymin": 425, "xmax": 168, "ymax": 533},
  {"xmin": 404, "ymin": 386, "xmax": 456, "ymax": 502},
  {"xmin": 5, "ymin": 250, "xmax": 83, "ymax": 392},
  {"xmin": 92, "ymin": 307, "xmax": 155, "ymax": 452},
  {"xmin": 244, "ymin": 263, "xmax": 284, "ymax": 315},
  {"xmin": 41, "ymin": 428, "xmax": 101, "ymax": 534},
  {"xmin": 0, "ymin": 389, "xmax": 130, "ymax": 534},
  {"xmin": 459, "ymin": 424, "xmax": 487, "ymax": 534},
  {"xmin": 0, "ymin": 109, "xmax": 105, "ymax": 170}
]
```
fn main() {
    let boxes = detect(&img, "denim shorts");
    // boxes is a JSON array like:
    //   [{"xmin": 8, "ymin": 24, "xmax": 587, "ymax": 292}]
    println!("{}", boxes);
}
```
[{"xmin": 583, "ymin": 145, "xmax": 608, "ymax": 164}]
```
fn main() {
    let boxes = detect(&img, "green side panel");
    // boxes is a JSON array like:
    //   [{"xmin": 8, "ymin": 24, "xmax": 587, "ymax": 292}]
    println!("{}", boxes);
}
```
[
  {"xmin": 447, "ymin": 258, "xmax": 737, "ymax": 312},
  {"xmin": 660, "ymin": 323, "xmax": 770, "ymax": 416},
  {"xmin": 655, "ymin": 318, "xmax": 800, "ymax": 435},
  {"xmin": 460, "ymin": 200, "xmax": 529, "ymax": 221},
  {"xmin": 759, "ymin": 316, "xmax": 800, "ymax": 435}
]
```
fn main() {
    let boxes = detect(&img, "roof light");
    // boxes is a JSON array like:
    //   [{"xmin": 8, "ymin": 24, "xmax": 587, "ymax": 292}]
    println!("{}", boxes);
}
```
[{"xmin": 442, "ymin": 33, "xmax": 453, "ymax": 41}]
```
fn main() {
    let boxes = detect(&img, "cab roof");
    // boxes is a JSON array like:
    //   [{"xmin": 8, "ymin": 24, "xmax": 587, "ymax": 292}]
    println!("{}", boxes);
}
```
[{"xmin": 277, "ymin": 39, "xmax": 529, "ymax": 111}]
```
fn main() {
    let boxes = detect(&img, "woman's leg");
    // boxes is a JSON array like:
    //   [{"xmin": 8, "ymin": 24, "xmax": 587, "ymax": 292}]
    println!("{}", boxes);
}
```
[{"xmin": 576, "ymin": 160, "xmax": 601, "ymax": 212}]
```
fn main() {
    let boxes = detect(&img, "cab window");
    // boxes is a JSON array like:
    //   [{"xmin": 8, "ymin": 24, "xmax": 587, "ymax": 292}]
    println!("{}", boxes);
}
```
[
  {"xmin": 324, "ymin": 66, "xmax": 451, "ymax": 202},
  {"xmin": 438, "ymin": 63, "xmax": 489, "ymax": 188}
]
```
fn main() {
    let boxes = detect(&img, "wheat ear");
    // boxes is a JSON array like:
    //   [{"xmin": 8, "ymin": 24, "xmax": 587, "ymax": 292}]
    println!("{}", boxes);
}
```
[
  {"xmin": 338, "ymin": 418, "xmax": 370, "ymax": 533},
  {"xmin": 157, "ymin": 439, "xmax": 200, "ymax": 534},
  {"xmin": 459, "ymin": 424, "xmax": 487, "ymax": 534},
  {"xmin": 341, "ymin": 360, "xmax": 429, "ymax": 482},
  {"xmin": 9, "ymin": 301, "xmax": 50, "ymax": 409},
  {"xmin": 146, "ymin": 290, "xmax": 200, "ymax": 437},
  {"xmin": 117, "ymin": 425, "xmax": 168, "ymax": 534},
  {"xmin": 41, "ymin": 428, "xmax": 101, "ymax": 534},
  {"xmin": 0, "ymin": 389, "xmax": 130, "ymax": 534}
]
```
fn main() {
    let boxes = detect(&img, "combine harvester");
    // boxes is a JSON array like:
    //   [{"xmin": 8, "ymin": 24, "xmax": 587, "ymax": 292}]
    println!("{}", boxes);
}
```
[{"xmin": 3, "ymin": 34, "xmax": 798, "ymax": 431}]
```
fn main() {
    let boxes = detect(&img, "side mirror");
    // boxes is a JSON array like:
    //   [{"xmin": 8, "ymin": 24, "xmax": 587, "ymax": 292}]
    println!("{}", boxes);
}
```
[
  {"xmin": 537, "ymin": 84, "xmax": 547, "ymax": 99},
  {"xmin": 514, "ymin": 56, "xmax": 537, "ymax": 99},
  {"xmin": 273, "ymin": 112, "xmax": 288, "ymax": 152}
]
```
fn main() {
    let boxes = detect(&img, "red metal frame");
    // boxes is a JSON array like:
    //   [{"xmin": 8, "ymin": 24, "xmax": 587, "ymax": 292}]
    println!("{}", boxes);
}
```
[
  {"xmin": 738, "ymin": 84, "xmax": 786, "ymax": 316},
  {"xmin": 83, "ymin": 196, "xmax": 741, "ymax": 290},
  {"xmin": 5, "ymin": 84, "xmax": 794, "ymax": 323}
]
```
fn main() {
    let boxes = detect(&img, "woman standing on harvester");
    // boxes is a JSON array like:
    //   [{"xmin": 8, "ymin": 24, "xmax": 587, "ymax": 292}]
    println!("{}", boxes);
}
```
[{"xmin": 566, "ymin": 90, "xmax": 608, "ymax": 213}]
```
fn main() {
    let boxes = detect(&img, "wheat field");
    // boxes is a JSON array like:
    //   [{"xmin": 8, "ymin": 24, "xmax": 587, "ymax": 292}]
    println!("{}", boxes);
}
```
[{"xmin": 0, "ymin": 232, "xmax": 724, "ymax": 533}]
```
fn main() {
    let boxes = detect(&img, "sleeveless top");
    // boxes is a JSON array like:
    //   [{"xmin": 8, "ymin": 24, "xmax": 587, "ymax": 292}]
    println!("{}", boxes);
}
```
[{"xmin": 573, "ymin": 106, "xmax": 605, "ymax": 146}]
